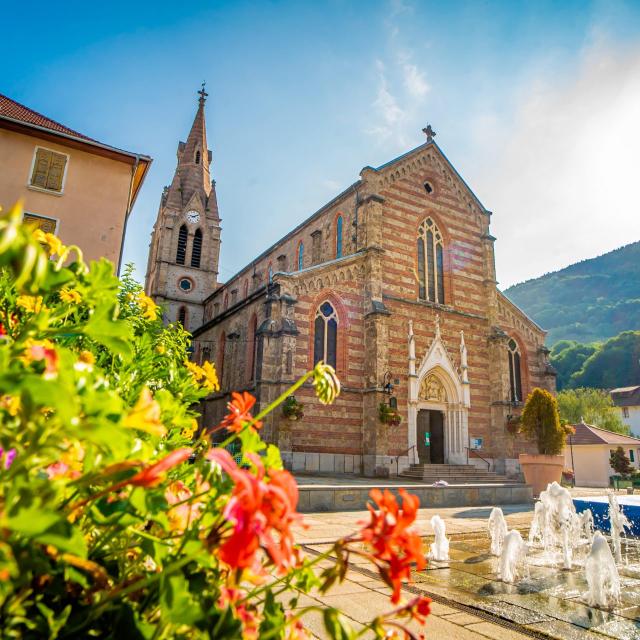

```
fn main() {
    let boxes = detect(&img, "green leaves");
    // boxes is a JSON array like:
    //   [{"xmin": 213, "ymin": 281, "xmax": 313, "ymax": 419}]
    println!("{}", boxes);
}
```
[
  {"xmin": 83, "ymin": 303, "xmax": 133, "ymax": 360},
  {"xmin": 323, "ymin": 609, "xmax": 356, "ymax": 640}
]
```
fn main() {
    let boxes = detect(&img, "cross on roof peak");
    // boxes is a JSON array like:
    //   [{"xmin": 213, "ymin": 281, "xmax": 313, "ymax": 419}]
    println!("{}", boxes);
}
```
[
  {"xmin": 422, "ymin": 124, "xmax": 436, "ymax": 142},
  {"xmin": 198, "ymin": 82, "xmax": 208, "ymax": 105}
]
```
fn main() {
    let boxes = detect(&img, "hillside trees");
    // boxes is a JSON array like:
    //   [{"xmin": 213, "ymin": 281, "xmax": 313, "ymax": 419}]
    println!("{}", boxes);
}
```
[{"xmin": 557, "ymin": 388, "xmax": 628, "ymax": 434}]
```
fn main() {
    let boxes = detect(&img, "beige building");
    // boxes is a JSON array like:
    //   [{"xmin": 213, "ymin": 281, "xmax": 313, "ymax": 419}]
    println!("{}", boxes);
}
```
[
  {"xmin": 0, "ymin": 93, "xmax": 151, "ymax": 270},
  {"xmin": 611, "ymin": 386, "xmax": 640, "ymax": 438},
  {"xmin": 565, "ymin": 421, "xmax": 640, "ymax": 487}
]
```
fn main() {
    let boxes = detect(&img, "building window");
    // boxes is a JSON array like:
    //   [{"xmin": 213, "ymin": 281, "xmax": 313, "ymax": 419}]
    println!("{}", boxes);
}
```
[
  {"xmin": 623, "ymin": 407, "xmax": 630, "ymax": 418},
  {"xmin": 424, "ymin": 181, "xmax": 434, "ymax": 195},
  {"xmin": 231, "ymin": 289, "xmax": 238, "ymax": 305},
  {"xmin": 507, "ymin": 338, "xmax": 523, "ymax": 403},
  {"xmin": 22, "ymin": 212, "xmax": 58, "ymax": 234},
  {"xmin": 268, "ymin": 263, "xmax": 273, "ymax": 283},
  {"xmin": 179, "ymin": 277, "xmax": 193, "ymax": 292},
  {"xmin": 336, "ymin": 215, "xmax": 343, "ymax": 258},
  {"xmin": 417, "ymin": 217, "xmax": 444, "ymax": 304},
  {"xmin": 178, "ymin": 306, "xmax": 187, "ymax": 326},
  {"xmin": 202, "ymin": 346, "xmax": 211, "ymax": 364},
  {"xmin": 176, "ymin": 225, "xmax": 188, "ymax": 265},
  {"xmin": 195, "ymin": 150, "xmax": 201, "ymax": 164},
  {"xmin": 243, "ymin": 280, "xmax": 249, "ymax": 298},
  {"xmin": 218, "ymin": 332, "xmax": 226, "ymax": 387},
  {"xmin": 191, "ymin": 228, "xmax": 202, "ymax": 268},
  {"xmin": 30, "ymin": 147, "xmax": 68, "ymax": 193},
  {"xmin": 297, "ymin": 242, "xmax": 304, "ymax": 270},
  {"xmin": 313, "ymin": 301, "xmax": 337, "ymax": 369},
  {"xmin": 630, "ymin": 449, "xmax": 635, "ymax": 463}
]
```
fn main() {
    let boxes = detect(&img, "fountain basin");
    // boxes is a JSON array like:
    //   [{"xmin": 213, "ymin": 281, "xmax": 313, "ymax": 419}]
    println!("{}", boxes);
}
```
[{"xmin": 573, "ymin": 496, "xmax": 640, "ymax": 536}]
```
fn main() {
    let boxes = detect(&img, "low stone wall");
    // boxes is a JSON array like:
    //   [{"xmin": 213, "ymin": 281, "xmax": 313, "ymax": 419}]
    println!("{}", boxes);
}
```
[
  {"xmin": 297, "ymin": 482, "xmax": 533, "ymax": 513},
  {"xmin": 282, "ymin": 451, "xmax": 411, "ymax": 476}
]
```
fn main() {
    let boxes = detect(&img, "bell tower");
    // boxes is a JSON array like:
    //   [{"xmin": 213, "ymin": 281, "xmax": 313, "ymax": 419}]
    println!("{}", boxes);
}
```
[{"xmin": 145, "ymin": 85, "xmax": 221, "ymax": 331}]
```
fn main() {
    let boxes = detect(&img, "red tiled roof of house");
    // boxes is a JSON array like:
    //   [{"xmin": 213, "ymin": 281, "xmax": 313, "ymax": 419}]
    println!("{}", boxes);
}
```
[
  {"xmin": 0, "ymin": 93, "xmax": 95, "ymax": 141},
  {"xmin": 570, "ymin": 421, "xmax": 640, "ymax": 446}
]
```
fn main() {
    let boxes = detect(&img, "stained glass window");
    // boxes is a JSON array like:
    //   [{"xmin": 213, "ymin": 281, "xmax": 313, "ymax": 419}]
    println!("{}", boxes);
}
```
[
  {"xmin": 313, "ymin": 301, "xmax": 338, "ymax": 369},
  {"xmin": 417, "ymin": 217, "xmax": 445, "ymax": 304}
]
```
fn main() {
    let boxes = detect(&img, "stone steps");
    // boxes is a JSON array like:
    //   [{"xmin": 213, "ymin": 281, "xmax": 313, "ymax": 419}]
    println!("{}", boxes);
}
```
[{"xmin": 400, "ymin": 462, "xmax": 517, "ymax": 485}]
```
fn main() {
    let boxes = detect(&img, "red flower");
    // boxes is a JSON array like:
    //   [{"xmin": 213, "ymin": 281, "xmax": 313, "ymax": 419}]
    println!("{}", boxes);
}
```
[
  {"xmin": 395, "ymin": 595, "xmax": 432, "ymax": 624},
  {"xmin": 207, "ymin": 448, "xmax": 300, "ymax": 570},
  {"xmin": 218, "ymin": 392, "xmax": 262, "ymax": 433},
  {"xmin": 128, "ymin": 448, "xmax": 193, "ymax": 487},
  {"xmin": 359, "ymin": 488, "xmax": 426, "ymax": 603}
]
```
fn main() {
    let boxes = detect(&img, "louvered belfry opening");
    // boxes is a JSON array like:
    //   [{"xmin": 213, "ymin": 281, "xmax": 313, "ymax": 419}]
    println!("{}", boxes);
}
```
[
  {"xmin": 191, "ymin": 228, "xmax": 203, "ymax": 268},
  {"xmin": 178, "ymin": 306, "xmax": 187, "ymax": 326},
  {"xmin": 176, "ymin": 225, "xmax": 188, "ymax": 265}
]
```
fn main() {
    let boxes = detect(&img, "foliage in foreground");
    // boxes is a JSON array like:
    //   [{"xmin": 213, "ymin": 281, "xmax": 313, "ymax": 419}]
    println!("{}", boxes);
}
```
[
  {"xmin": 0, "ymin": 204, "xmax": 431, "ymax": 639},
  {"xmin": 556, "ymin": 388, "xmax": 628, "ymax": 434},
  {"xmin": 520, "ymin": 388, "xmax": 565, "ymax": 455}
]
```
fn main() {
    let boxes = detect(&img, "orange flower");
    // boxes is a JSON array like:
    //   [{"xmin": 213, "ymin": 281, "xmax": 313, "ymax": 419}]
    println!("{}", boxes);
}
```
[
  {"xmin": 128, "ymin": 448, "xmax": 193, "ymax": 488},
  {"xmin": 359, "ymin": 488, "xmax": 425, "ymax": 603},
  {"xmin": 206, "ymin": 448, "xmax": 300, "ymax": 570},
  {"xmin": 218, "ymin": 391, "xmax": 262, "ymax": 433}
]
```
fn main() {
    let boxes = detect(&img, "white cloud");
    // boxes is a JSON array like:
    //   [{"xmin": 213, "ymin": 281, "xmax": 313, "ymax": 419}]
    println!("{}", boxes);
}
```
[
  {"xmin": 470, "ymin": 41, "xmax": 640, "ymax": 288},
  {"xmin": 403, "ymin": 62, "xmax": 430, "ymax": 97}
]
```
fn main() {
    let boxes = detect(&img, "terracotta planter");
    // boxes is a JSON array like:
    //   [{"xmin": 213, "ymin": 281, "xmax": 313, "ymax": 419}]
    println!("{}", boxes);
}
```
[{"xmin": 519, "ymin": 453, "xmax": 564, "ymax": 497}]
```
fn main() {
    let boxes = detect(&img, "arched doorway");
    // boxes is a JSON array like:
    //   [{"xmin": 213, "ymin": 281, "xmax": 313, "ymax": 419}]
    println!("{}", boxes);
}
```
[{"xmin": 417, "ymin": 409, "xmax": 445, "ymax": 463}]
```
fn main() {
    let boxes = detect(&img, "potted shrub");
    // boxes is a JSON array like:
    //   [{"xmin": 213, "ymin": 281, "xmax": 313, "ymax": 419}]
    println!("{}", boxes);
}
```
[
  {"xmin": 379, "ymin": 402, "xmax": 402, "ymax": 426},
  {"xmin": 610, "ymin": 446, "xmax": 634, "ymax": 491},
  {"xmin": 518, "ymin": 388, "xmax": 566, "ymax": 496},
  {"xmin": 282, "ymin": 395, "xmax": 304, "ymax": 421}
]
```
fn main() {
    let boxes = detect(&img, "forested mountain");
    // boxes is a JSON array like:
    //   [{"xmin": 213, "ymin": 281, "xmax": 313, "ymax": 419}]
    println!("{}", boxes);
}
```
[{"xmin": 503, "ymin": 241, "xmax": 640, "ymax": 345}]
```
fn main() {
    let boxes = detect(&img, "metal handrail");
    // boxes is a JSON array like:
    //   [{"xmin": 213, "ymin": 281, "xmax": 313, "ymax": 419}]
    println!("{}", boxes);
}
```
[
  {"xmin": 467, "ymin": 447, "xmax": 491, "ymax": 472},
  {"xmin": 393, "ymin": 444, "xmax": 416, "ymax": 476}
]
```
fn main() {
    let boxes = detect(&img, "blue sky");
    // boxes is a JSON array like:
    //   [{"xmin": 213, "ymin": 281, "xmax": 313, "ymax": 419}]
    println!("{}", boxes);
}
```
[{"xmin": 4, "ymin": 0, "xmax": 640, "ymax": 287}]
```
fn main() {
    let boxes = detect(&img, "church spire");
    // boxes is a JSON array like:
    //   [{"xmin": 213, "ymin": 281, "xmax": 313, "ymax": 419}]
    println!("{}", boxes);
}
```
[{"xmin": 164, "ymin": 84, "xmax": 217, "ymax": 216}]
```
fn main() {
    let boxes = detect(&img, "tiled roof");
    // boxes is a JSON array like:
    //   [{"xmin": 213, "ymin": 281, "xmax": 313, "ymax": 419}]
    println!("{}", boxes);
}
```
[
  {"xmin": 611, "ymin": 386, "xmax": 640, "ymax": 408},
  {"xmin": 0, "ymin": 93, "xmax": 95, "ymax": 141},
  {"xmin": 570, "ymin": 421, "xmax": 640, "ymax": 446}
]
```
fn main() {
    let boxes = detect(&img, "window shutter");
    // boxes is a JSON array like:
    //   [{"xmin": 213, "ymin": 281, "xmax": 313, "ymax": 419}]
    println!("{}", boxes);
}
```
[
  {"xmin": 46, "ymin": 153, "xmax": 67, "ymax": 191},
  {"xmin": 31, "ymin": 149, "xmax": 51, "ymax": 188},
  {"xmin": 23, "ymin": 213, "xmax": 57, "ymax": 234}
]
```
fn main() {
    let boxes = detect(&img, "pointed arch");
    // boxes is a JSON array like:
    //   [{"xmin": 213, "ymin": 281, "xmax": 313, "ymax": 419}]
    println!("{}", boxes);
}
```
[
  {"xmin": 178, "ymin": 305, "xmax": 187, "ymax": 327},
  {"xmin": 176, "ymin": 225, "xmax": 188, "ymax": 265},
  {"xmin": 191, "ymin": 228, "xmax": 203, "ymax": 268},
  {"xmin": 247, "ymin": 313, "xmax": 258, "ymax": 382},
  {"xmin": 217, "ymin": 331, "xmax": 226, "ymax": 388},
  {"xmin": 416, "ymin": 217, "xmax": 445, "ymax": 304},
  {"xmin": 307, "ymin": 290, "xmax": 348, "ymax": 376}
]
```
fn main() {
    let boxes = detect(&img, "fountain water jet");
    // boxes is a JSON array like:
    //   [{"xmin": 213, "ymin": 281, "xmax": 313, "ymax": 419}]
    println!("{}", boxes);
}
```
[
  {"xmin": 498, "ymin": 529, "xmax": 527, "ymax": 584},
  {"xmin": 585, "ymin": 530, "xmax": 621, "ymax": 609},
  {"xmin": 488, "ymin": 507, "xmax": 508, "ymax": 557},
  {"xmin": 428, "ymin": 515, "xmax": 450, "ymax": 562},
  {"xmin": 608, "ymin": 492, "xmax": 631, "ymax": 564}
]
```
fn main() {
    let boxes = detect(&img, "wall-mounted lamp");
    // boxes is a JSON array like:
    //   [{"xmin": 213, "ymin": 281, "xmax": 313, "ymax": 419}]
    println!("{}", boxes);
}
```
[{"xmin": 382, "ymin": 371, "xmax": 393, "ymax": 395}]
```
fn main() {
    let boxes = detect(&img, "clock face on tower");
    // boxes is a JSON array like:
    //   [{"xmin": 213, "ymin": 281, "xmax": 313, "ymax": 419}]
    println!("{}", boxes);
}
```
[{"xmin": 186, "ymin": 210, "xmax": 200, "ymax": 224}]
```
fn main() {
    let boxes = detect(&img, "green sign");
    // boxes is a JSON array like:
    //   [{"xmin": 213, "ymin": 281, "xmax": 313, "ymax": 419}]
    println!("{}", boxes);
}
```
[{"xmin": 424, "ymin": 431, "xmax": 430, "ymax": 446}]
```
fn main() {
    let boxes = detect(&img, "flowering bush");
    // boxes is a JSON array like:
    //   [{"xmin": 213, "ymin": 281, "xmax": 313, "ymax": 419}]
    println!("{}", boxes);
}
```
[
  {"xmin": 379, "ymin": 402, "xmax": 402, "ymax": 427},
  {"xmin": 0, "ymin": 203, "xmax": 430, "ymax": 638},
  {"xmin": 282, "ymin": 396, "xmax": 304, "ymax": 421}
]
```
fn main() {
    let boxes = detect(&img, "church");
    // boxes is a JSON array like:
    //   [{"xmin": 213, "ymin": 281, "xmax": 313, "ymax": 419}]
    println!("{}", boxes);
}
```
[{"xmin": 145, "ymin": 89, "xmax": 556, "ymax": 479}]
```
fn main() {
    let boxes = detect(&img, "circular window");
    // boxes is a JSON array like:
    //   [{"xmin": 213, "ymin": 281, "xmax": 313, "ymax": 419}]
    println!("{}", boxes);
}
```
[{"xmin": 179, "ymin": 278, "xmax": 193, "ymax": 292}]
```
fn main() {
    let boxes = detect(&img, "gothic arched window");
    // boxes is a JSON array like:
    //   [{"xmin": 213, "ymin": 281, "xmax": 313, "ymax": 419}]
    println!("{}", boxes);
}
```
[
  {"xmin": 248, "ymin": 314, "xmax": 258, "ymax": 382},
  {"xmin": 218, "ymin": 332, "xmax": 226, "ymax": 387},
  {"xmin": 336, "ymin": 215, "xmax": 343, "ymax": 258},
  {"xmin": 507, "ymin": 338, "xmax": 523, "ymax": 403},
  {"xmin": 176, "ymin": 225, "xmax": 188, "ymax": 265},
  {"xmin": 268, "ymin": 262, "xmax": 273, "ymax": 283},
  {"xmin": 417, "ymin": 217, "xmax": 444, "ymax": 304},
  {"xmin": 191, "ymin": 228, "xmax": 203, "ymax": 268},
  {"xmin": 178, "ymin": 306, "xmax": 187, "ymax": 327},
  {"xmin": 313, "ymin": 301, "xmax": 337, "ymax": 368},
  {"xmin": 297, "ymin": 242, "xmax": 304, "ymax": 271}
]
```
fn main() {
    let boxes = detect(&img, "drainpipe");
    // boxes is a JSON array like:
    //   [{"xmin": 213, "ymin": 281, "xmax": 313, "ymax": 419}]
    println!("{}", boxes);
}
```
[{"xmin": 117, "ymin": 155, "xmax": 140, "ymax": 276}]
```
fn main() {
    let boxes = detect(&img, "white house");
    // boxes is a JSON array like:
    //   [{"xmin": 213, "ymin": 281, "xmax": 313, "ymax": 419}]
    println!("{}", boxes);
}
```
[
  {"xmin": 565, "ymin": 421, "xmax": 640, "ymax": 488},
  {"xmin": 611, "ymin": 386, "xmax": 640, "ymax": 437}
]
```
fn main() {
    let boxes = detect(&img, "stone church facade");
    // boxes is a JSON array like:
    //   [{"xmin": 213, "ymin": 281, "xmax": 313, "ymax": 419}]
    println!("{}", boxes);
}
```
[{"xmin": 146, "ymin": 94, "xmax": 556, "ymax": 478}]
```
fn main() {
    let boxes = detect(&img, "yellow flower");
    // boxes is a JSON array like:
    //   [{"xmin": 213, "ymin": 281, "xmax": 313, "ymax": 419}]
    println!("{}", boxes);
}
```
[
  {"xmin": 79, "ymin": 350, "xmax": 95, "ymax": 365},
  {"xmin": 32, "ymin": 229, "xmax": 64, "ymax": 257},
  {"xmin": 201, "ymin": 361, "xmax": 220, "ymax": 391},
  {"xmin": 185, "ymin": 360, "xmax": 220, "ymax": 392},
  {"xmin": 136, "ymin": 291, "xmax": 159, "ymax": 321},
  {"xmin": 16, "ymin": 295, "xmax": 43, "ymax": 314},
  {"xmin": 0, "ymin": 395, "xmax": 20, "ymax": 416},
  {"xmin": 60, "ymin": 288, "xmax": 82, "ymax": 304},
  {"xmin": 123, "ymin": 387, "xmax": 167, "ymax": 437},
  {"xmin": 181, "ymin": 418, "xmax": 198, "ymax": 440}
]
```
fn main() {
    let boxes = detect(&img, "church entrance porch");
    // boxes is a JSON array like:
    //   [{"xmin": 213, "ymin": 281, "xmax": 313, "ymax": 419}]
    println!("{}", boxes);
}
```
[{"xmin": 417, "ymin": 409, "xmax": 445, "ymax": 464}]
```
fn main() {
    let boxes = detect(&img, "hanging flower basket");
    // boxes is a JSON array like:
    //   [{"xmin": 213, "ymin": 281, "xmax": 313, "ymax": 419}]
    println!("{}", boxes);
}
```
[
  {"xmin": 282, "ymin": 396, "xmax": 304, "ymax": 421},
  {"xmin": 506, "ymin": 415, "xmax": 521, "ymax": 435},
  {"xmin": 379, "ymin": 402, "xmax": 402, "ymax": 426}
]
